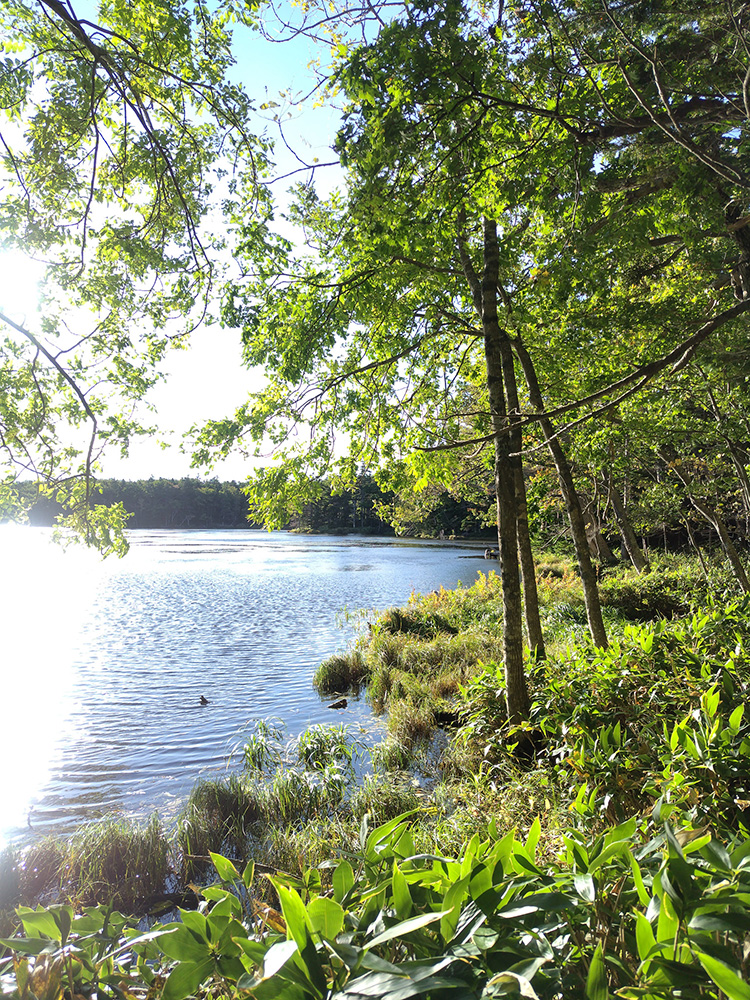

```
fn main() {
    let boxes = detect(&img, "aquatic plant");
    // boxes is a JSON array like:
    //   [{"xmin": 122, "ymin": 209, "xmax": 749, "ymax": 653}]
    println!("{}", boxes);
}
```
[
  {"xmin": 292, "ymin": 723, "xmax": 359, "ymax": 772},
  {"xmin": 61, "ymin": 813, "xmax": 170, "ymax": 912},
  {"xmin": 176, "ymin": 777, "xmax": 262, "ymax": 880}
]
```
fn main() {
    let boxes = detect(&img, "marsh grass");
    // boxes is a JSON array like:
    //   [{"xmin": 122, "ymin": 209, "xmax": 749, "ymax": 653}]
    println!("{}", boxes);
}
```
[
  {"xmin": 61, "ymin": 814, "xmax": 169, "ymax": 911},
  {"xmin": 17, "ymin": 837, "xmax": 65, "ymax": 904},
  {"xmin": 314, "ymin": 650, "xmax": 368, "ymax": 695},
  {"xmin": 387, "ymin": 698, "xmax": 438, "ymax": 748},
  {"xmin": 371, "ymin": 737, "xmax": 414, "ymax": 771},
  {"xmin": 0, "ymin": 846, "xmax": 19, "ymax": 915},
  {"xmin": 177, "ymin": 776, "xmax": 262, "ymax": 879},
  {"xmin": 349, "ymin": 775, "xmax": 422, "ymax": 826}
]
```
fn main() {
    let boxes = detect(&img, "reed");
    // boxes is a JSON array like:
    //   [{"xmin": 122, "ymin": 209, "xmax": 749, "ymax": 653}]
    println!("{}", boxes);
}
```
[
  {"xmin": 176, "ymin": 775, "xmax": 262, "ymax": 879},
  {"xmin": 61, "ymin": 814, "xmax": 170, "ymax": 911}
]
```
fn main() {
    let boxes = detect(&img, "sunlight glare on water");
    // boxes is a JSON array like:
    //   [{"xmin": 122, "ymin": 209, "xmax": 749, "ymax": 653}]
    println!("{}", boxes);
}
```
[
  {"xmin": 0, "ymin": 528, "xmax": 485, "ymax": 846},
  {"xmin": 0, "ymin": 525, "xmax": 104, "ymax": 836}
]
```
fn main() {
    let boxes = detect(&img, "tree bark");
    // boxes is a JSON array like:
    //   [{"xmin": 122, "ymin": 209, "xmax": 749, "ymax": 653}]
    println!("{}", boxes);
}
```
[
  {"xmin": 684, "ymin": 517, "xmax": 709, "ymax": 579},
  {"xmin": 609, "ymin": 486, "xmax": 650, "ymax": 573},
  {"xmin": 581, "ymin": 494, "xmax": 619, "ymax": 565},
  {"xmin": 513, "ymin": 337, "xmax": 608, "ymax": 648},
  {"xmin": 481, "ymin": 218, "xmax": 529, "ymax": 723},
  {"xmin": 499, "ymin": 331, "xmax": 545, "ymax": 659}
]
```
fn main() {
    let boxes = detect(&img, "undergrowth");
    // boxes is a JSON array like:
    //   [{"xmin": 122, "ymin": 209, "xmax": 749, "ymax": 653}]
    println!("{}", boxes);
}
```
[{"xmin": 4, "ymin": 554, "xmax": 750, "ymax": 998}]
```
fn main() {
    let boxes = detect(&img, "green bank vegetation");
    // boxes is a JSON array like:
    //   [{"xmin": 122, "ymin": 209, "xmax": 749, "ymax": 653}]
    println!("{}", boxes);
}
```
[{"xmin": 4, "ymin": 557, "xmax": 750, "ymax": 997}]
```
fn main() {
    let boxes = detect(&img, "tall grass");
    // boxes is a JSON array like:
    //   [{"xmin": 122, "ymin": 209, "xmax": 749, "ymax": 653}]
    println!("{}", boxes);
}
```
[{"xmin": 61, "ymin": 814, "xmax": 169, "ymax": 911}]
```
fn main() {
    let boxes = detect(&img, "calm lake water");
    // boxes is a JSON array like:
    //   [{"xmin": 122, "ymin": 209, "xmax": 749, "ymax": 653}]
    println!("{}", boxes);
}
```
[{"xmin": 0, "ymin": 528, "xmax": 486, "ymax": 846}]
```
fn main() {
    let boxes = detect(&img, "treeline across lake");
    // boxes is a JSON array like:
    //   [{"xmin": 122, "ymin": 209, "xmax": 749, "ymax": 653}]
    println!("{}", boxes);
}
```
[{"xmin": 10, "ymin": 476, "xmax": 494, "ymax": 536}]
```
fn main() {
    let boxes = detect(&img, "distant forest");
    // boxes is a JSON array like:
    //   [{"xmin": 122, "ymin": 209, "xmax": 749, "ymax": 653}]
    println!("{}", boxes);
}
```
[{"xmin": 11, "ymin": 476, "xmax": 494, "ymax": 537}]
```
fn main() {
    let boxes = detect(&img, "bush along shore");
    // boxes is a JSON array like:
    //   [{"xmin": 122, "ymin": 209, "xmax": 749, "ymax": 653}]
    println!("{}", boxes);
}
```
[{"xmin": 3, "ymin": 554, "xmax": 750, "ymax": 998}]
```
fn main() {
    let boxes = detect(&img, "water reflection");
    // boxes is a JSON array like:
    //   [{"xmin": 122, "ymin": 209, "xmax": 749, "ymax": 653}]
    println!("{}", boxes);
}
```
[{"xmin": 0, "ymin": 528, "xmax": 485, "ymax": 845}]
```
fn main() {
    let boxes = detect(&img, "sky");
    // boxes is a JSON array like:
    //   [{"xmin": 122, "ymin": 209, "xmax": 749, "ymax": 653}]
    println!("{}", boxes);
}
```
[
  {"xmin": 0, "ymin": 7, "xmax": 346, "ymax": 483},
  {"xmin": 107, "ymin": 19, "xmax": 346, "ymax": 481}
]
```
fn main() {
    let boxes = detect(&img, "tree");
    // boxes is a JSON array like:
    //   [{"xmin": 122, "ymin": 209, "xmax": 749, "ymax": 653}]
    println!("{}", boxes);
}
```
[
  {"xmin": 0, "ymin": 0, "xmax": 271, "ymax": 548},
  {"xmin": 192, "ymin": 0, "xmax": 750, "ymax": 725}
]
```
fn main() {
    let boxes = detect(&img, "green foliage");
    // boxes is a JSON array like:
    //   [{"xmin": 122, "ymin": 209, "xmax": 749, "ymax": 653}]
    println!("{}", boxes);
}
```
[
  {"xmin": 0, "ymin": 0, "xmax": 272, "ymax": 547},
  {"xmin": 600, "ymin": 564, "xmax": 738, "ymax": 621},
  {"xmin": 462, "ymin": 597, "xmax": 750, "ymax": 832},
  {"xmin": 5, "ymin": 812, "xmax": 750, "ymax": 999}
]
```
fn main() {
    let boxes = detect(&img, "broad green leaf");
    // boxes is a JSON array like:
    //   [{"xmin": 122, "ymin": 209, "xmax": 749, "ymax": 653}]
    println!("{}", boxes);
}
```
[
  {"xmin": 392, "ymin": 863, "xmax": 413, "ymax": 920},
  {"xmin": 261, "ymin": 939, "xmax": 299, "ymax": 980},
  {"xmin": 364, "ymin": 910, "xmax": 450, "ymax": 950},
  {"xmin": 586, "ymin": 942, "xmax": 609, "ymax": 1000},
  {"xmin": 696, "ymin": 951, "xmax": 750, "ymax": 1000},
  {"xmin": 629, "ymin": 855, "xmax": 650, "ymax": 907},
  {"xmin": 307, "ymin": 896, "xmax": 345, "ymax": 940},
  {"xmin": 486, "ymin": 970, "xmax": 541, "ymax": 998},
  {"xmin": 441, "ymin": 875, "xmax": 470, "ymax": 942},
  {"xmin": 334, "ymin": 860, "xmax": 355, "ymax": 903},
  {"xmin": 156, "ymin": 925, "xmax": 210, "ymax": 963},
  {"xmin": 525, "ymin": 817, "xmax": 541, "ymax": 860},
  {"xmin": 17, "ymin": 907, "xmax": 63, "ymax": 941},
  {"xmin": 574, "ymin": 874, "xmax": 596, "ymax": 903},
  {"xmin": 162, "ymin": 958, "xmax": 214, "ymax": 1000},
  {"xmin": 275, "ymin": 885, "xmax": 313, "ymax": 952},
  {"xmin": 634, "ymin": 913, "xmax": 657, "ymax": 963},
  {"xmin": 210, "ymin": 851, "xmax": 240, "ymax": 883}
]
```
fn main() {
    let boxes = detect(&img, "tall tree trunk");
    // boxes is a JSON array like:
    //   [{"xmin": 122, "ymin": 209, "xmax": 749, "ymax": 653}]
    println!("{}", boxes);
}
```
[
  {"xmin": 513, "ymin": 338, "xmax": 608, "ymax": 648},
  {"xmin": 690, "ymin": 497, "xmax": 749, "ymax": 592},
  {"xmin": 499, "ymin": 332, "xmax": 545, "ymax": 659},
  {"xmin": 609, "ymin": 485, "xmax": 650, "ymax": 573},
  {"xmin": 581, "ymin": 493, "xmax": 619, "ymax": 565},
  {"xmin": 481, "ymin": 218, "xmax": 529, "ymax": 724},
  {"xmin": 457, "ymin": 211, "xmax": 530, "ymax": 723},
  {"xmin": 684, "ymin": 517, "xmax": 709, "ymax": 578}
]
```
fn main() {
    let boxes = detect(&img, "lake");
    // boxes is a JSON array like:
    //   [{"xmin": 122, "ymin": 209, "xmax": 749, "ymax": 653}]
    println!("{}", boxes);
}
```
[{"xmin": 0, "ymin": 528, "xmax": 487, "ymax": 846}]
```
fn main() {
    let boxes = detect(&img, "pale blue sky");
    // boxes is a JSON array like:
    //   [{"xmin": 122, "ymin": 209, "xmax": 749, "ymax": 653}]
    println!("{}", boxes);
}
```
[
  {"xmin": 102, "ymin": 18, "xmax": 346, "ymax": 481},
  {"xmin": 0, "ymin": 3, "xmax": 347, "ymax": 483}
]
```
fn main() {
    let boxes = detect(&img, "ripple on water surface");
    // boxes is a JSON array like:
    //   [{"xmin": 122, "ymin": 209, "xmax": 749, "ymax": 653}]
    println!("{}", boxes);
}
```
[{"xmin": 0, "ymin": 528, "xmax": 485, "ymax": 843}]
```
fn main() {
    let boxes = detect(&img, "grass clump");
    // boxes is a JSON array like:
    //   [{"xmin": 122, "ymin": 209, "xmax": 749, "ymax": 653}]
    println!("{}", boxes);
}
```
[
  {"xmin": 314, "ymin": 649, "xmax": 368, "ymax": 695},
  {"xmin": 61, "ymin": 814, "xmax": 169, "ymax": 911},
  {"xmin": 349, "ymin": 774, "xmax": 422, "ymax": 826},
  {"xmin": 177, "ymin": 776, "xmax": 262, "ymax": 879},
  {"xmin": 16, "ymin": 838, "xmax": 66, "ymax": 904}
]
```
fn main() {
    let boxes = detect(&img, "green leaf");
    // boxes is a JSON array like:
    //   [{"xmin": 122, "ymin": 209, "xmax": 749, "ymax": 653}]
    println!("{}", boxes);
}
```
[
  {"xmin": 210, "ymin": 851, "xmax": 241, "ymax": 883},
  {"xmin": 162, "ymin": 958, "xmax": 214, "ymax": 1000},
  {"xmin": 17, "ymin": 907, "xmax": 63, "ymax": 941},
  {"xmin": 696, "ymin": 951, "xmax": 750, "ymax": 1000},
  {"xmin": 243, "ymin": 860, "xmax": 256, "ymax": 889},
  {"xmin": 307, "ymin": 897, "xmax": 345, "ymax": 940},
  {"xmin": 392, "ymin": 863, "xmax": 413, "ymax": 920},
  {"xmin": 0, "ymin": 936, "xmax": 54, "ymax": 956},
  {"xmin": 156, "ymin": 925, "xmax": 209, "ymax": 963},
  {"xmin": 585, "ymin": 942, "xmax": 609, "ymax": 1000},
  {"xmin": 364, "ymin": 910, "xmax": 449, "ymax": 951},
  {"xmin": 275, "ymin": 884, "xmax": 313, "ymax": 952},
  {"xmin": 634, "ymin": 912, "xmax": 657, "ymax": 963},
  {"xmin": 525, "ymin": 817, "xmax": 541, "ymax": 859},
  {"xmin": 334, "ymin": 860, "xmax": 355, "ymax": 903},
  {"xmin": 574, "ymin": 874, "xmax": 596, "ymax": 903},
  {"xmin": 486, "ymin": 970, "xmax": 540, "ymax": 998},
  {"xmin": 261, "ymin": 939, "xmax": 299, "ymax": 980}
]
